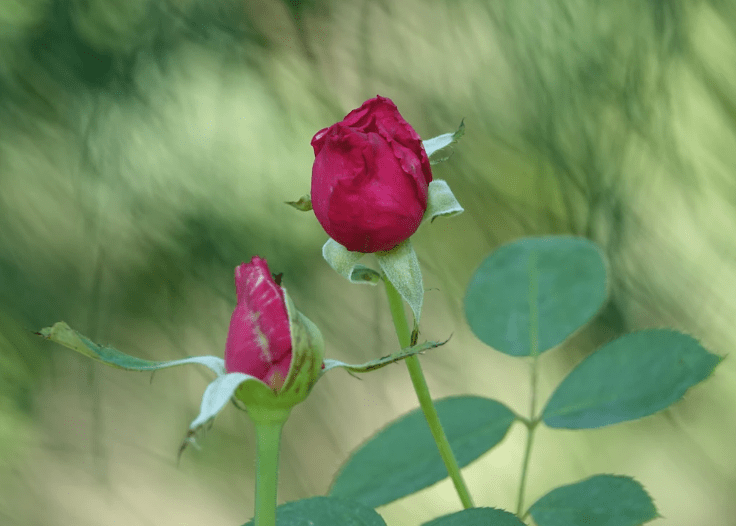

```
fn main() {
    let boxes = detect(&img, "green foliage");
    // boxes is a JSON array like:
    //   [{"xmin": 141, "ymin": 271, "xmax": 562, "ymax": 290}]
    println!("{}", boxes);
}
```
[
  {"xmin": 329, "ymin": 396, "xmax": 516, "ymax": 508},
  {"xmin": 464, "ymin": 237, "xmax": 607, "ymax": 356},
  {"xmin": 461, "ymin": 235, "xmax": 720, "ymax": 525},
  {"xmin": 421, "ymin": 508, "xmax": 525, "ymax": 526},
  {"xmin": 542, "ymin": 329, "xmax": 722, "ymax": 429},
  {"xmin": 528, "ymin": 475, "xmax": 659, "ymax": 526},
  {"xmin": 36, "ymin": 227, "xmax": 725, "ymax": 525},
  {"xmin": 242, "ymin": 496, "xmax": 386, "ymax": 526}
]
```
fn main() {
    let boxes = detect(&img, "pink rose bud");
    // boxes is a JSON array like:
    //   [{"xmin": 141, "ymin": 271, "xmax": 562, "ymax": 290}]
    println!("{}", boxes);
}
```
[
  {"xmin": 311, "ymin": 96, "xmax": 433, "ymax": 253},
  {"xmin": 225, "ymin": 257, "xmax": 324, "ymax": 400}
]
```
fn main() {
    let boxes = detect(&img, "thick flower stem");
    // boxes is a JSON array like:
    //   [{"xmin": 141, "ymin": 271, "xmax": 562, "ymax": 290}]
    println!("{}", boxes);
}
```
[
  {"xmin": 251, "ymin": 410, "xmax": 289, "ymax": 526},
  {"xmin": 383, "ymin": 278, "xmax": 475, "ymax": 510}
]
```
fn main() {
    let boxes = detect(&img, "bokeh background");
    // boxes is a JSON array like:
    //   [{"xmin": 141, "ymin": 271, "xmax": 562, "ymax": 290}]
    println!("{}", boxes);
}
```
[{"xmin": 1, "ymin": 1, "xmax": 735, "ymax": 524}]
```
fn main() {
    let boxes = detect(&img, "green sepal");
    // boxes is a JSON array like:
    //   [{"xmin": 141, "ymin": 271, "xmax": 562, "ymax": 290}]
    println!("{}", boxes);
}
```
[
  {"xmin": 262, "ymin": 287, "xmax": 325, "ymax": 408},
  {"xmin": 424, "ymin": 180, "xmax": 464, "ymax": 223},
  {"xmin": 177, "ymin": 372, "xmax": 295, "ymax": 459},
  {"xmin": 322, "ymin": 238, "xmax": 382, "ymax": 285},
  {"xmin": 322, "ymin": 238, "xmax": 424, "ymax": 327},
  {"xmin": 321, "ymin": 337, "xmax": 449, "ymax": 377},
  {"xmin": 36, "ymin": 321, "xmax": 225, "ymax": 375},
  {"xmin": 422, "ymin": 119, "xmax": 465, "ymax": 164},
  {"xmin": 285, "ymin": 194, "xmax": 313, "ymax": 211},
  {"xmin": 375, "ymin": 239, "xmax": 423, "ymax": 326},
  {"xmin": 182, "ymin": 287, "xmax": 325, "ymax": 454}
]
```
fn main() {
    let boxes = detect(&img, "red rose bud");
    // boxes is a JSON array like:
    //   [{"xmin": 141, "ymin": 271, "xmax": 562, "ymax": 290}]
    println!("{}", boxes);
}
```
[
  {"xmin": 311, "ymin": 96, "xmax": 433, "ymax": 253},
  {"xmin": 225, "ymin": 257, "xmax": 324, "ymax": 403}
]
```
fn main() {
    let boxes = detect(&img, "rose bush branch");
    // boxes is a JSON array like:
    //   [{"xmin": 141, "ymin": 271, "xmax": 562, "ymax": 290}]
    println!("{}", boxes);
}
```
[{"xmin": 298, "ymin": 96, "xmax": 471, "ymax": 509}]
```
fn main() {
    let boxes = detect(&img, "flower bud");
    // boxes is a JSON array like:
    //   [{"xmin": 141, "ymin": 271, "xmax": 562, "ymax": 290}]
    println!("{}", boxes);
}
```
[
  {"xmin": 311, "ymin": 96, "xmax": 433, "ymax": 253},
  {"xmin": 225, "ymin": 257, "xmax": 324, "ymax": 409}
]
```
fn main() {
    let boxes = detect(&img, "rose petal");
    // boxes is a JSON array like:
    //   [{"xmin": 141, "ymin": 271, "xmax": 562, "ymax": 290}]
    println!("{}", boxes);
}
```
[{"xmin": 225, "ymin": 257, "xmax": 292, "ymax": 387}]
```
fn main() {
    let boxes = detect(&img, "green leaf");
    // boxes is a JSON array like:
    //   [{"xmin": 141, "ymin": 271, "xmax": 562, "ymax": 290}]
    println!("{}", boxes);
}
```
[
  {"xmin": 242, "ymin": 496, "xmax": 386, "ymax": 526},
  {"xmin": 464, "ymin": 236, "xmax": 607, "ymax": 356},
  {"xmin": 542, "ymin": 329, "xmax": 722, "ymax": 428},
  {"xmin": 422, "ymin": 507, "xmax": 526, "ymax": 526},
  {"xmin": 528, "ymin": 475, "xmax": 659, "ymax": 526},
  {"xmin": 37, "ymin": 321, "xmax": 225, "ymax": 375},
  {"xmin": 330, "ymin": 396, "xmax": 516, "ymax": 508}
]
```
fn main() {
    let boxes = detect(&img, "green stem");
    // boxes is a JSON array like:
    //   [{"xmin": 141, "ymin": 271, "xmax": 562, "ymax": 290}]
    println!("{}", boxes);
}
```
[
  {"xmin": 516, "ymin": 356, "xmax": 539, "ymax": 519},
  {"xmin": 517, "ymin": 250, "xmax": 540, "ymax": 521},
  {"xmin": 251, "ymin": 410, "xmax": 289, "ymax": 526},
  {"xmin": 383, "ymin": 278, "xmax": 475, "ymax": 509}
]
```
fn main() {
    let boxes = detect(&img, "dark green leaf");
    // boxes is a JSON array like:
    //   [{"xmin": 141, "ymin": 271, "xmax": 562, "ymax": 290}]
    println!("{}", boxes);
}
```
[
  {"xmin": 529, "ymin": 475, "xmax": 659, "ymax": 526},
  {"xmin": 422, "ymin": 507, "xmax": 525, "ymax": 526},
  {"xmin": 242, "ymin": 496, "xmax": 386, "ymax": 526},
  {"xmin": 542, "ymin": 329, "xmax": 722, "ymax": 428},
  {"xmin": 464, "ymin": 236, "xmax": 607, "ymax": 356},
  {"xmin": 330, "ymin": 396, "xmax": 516, "ymax": 508}
]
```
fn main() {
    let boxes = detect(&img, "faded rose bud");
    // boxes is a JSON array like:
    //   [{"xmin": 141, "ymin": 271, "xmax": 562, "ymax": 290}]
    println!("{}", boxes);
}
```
[
  {"xmin": 311, "ymin": 96, "xmax": 433, "ymax": 253},
  {"xmin": 225, "ymin": 257, "xmax": 324, "ymax": 407}
]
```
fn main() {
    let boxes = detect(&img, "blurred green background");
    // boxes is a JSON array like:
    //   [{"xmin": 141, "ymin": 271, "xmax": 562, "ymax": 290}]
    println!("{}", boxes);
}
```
[{"xmin": 1, "ymin": 1, "xmax": 735, "ymax": 524}]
